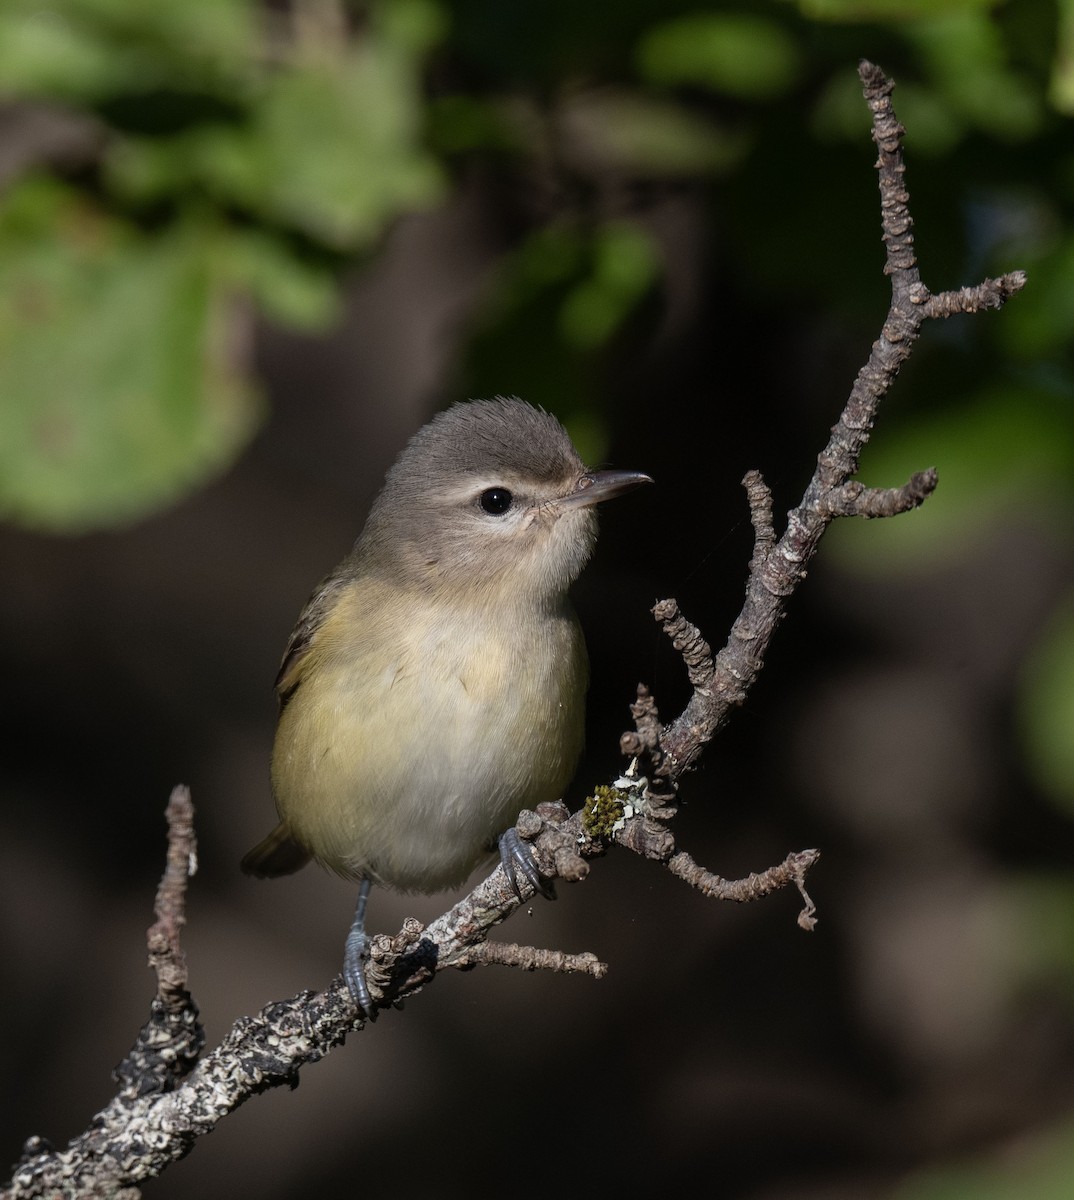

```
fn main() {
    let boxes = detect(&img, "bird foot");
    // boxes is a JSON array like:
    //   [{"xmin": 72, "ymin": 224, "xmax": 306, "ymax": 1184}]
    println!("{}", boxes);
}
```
[{"xmin": 498, "ymin": 826, "xmax": 556, "ymax": 901}]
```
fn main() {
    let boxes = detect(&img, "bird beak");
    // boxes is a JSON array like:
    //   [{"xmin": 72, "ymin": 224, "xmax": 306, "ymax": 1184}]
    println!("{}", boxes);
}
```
[{"xmin": 560, "ymin": 469, "xmax": 654, "ymax": 509}]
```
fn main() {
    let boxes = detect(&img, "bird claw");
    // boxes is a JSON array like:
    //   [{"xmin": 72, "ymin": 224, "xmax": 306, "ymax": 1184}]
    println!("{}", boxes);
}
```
[{"xmin": 498, "ymin": 826, "xmax": 556, "ymax": 901}]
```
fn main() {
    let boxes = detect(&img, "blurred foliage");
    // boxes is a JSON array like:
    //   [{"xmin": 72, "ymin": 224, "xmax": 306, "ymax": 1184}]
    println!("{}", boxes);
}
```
[
  {"xmin": 0, "ymin": 0, "xmax": 445, "ymax": 529},
  {"xmin": 889, "ymin": 871, "xmax": 1074, "ymax": 1198},
  {"xmin": 637, "ymin": 13, "xmax": 801, "ymax": 98},
  {"xmin": 0, "ymin": 0, "xmax": 1065, "ymax": 533},
  {"xmin": 1022, "ymin": 600, "xmax": 1074, "ymax": 816},
  {"xmin": 5, "ymin": 0, "xmax": 1074, "ymax": 1192},
  {"xmin": 896, "ymin": 1115, "xmax": 1074, "ymax": 1200}
]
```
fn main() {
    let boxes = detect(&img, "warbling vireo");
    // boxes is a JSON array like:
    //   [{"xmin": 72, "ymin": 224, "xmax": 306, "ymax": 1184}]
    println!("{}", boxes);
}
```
[{"xmin": 242, "ymin": 397, "xmax": 651, "ymax": 1014}]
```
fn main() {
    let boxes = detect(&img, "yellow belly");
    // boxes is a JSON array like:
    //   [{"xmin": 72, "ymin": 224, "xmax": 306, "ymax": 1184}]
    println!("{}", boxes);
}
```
[{"xmin": 270, "ymin": 583, "xmax": 588, "ymax": 891}]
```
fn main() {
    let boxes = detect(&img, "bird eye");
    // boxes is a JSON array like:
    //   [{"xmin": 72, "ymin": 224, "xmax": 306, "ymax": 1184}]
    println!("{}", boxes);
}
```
[{"xmin": 479, "ymin": 487, "xmax": 513, "ymax": 515}]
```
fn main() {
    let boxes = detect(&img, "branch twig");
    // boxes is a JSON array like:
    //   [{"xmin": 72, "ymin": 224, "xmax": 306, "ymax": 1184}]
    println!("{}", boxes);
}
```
[
  {"xmin": 629, "ymin": 59, "xmax": 1025, "ymax": 788},
  {"xmin": 667, "ymin": 848, "xmax": 820, "ymax": 932}
]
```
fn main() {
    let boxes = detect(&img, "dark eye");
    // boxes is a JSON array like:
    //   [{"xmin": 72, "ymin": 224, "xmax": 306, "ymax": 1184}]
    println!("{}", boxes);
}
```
[{"xmin": 479, "ymin": 487, "xmax": 513, "ymax": 515}]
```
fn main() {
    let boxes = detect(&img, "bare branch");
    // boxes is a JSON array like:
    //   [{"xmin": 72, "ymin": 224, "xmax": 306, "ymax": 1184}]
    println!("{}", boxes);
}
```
[
  {"xmin": 12, "ymin": 793, "xmax": 212, "ymax": 1197},
  {"xmin": 744, "ymin": 469, "xmax": 776, "ymax": 572},
  {"xmin": 148, "ymin": 785, "xmax": 197, "ymax": 1001},
  {"xmin": 113, "ymin": 786, "xmax": 205, "ymax": 1102},
  {"xmin": 457, "ymin": 942, "xmax": 609, "ymax": 977},
  {"xmin": 667, "ymin": 849, "xmax": 820, "ymax": 932},
  {"xmin": 620, "ymin": 683, "xmax": 664, "ymax": 766},
  {"xmin": 818, "ymin": 469, "xmax": 938, "ymax": 519},
  {"xmin": 633, "ymin": 59, "xmax": 1025, "ymax": 788},
  {"xmin": 653, "ymin": 598, "xmax": 715, "ymax": 689},
  {"xmin": 921, "ymin": 273, "xmax": 1027, "ymax": 318},
  {"xmin": 7, "ymin": 800, "xmax": 605, "ymax": 1198}
]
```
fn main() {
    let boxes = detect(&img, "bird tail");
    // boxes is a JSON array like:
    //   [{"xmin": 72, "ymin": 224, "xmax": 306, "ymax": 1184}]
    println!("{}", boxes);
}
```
[{"xmin": 241, "ymin": 823, "xmax": 312, "ymax": 878}]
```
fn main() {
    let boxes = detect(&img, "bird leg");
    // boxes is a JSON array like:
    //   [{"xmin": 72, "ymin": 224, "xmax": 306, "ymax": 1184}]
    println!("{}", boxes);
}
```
[{"xmin": 343, "ymin": 877, "xmax": 375, "ymax": 1019}]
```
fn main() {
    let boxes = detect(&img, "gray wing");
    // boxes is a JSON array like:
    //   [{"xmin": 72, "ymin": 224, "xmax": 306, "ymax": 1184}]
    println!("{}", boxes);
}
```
[{"xmin": 274, "ymin": 568, "xmax": 353, "ymax": 708}]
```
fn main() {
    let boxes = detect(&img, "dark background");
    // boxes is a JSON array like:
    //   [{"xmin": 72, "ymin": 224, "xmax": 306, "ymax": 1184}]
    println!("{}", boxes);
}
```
[{"xmin": 4, "ymin": 3, "xmax": 1074, "ymax": 1198}]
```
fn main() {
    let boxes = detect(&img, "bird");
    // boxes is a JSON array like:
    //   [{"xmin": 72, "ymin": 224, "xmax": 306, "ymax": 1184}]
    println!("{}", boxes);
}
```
[{"xmin": 241, "ymin": 397, "xmax": 651, "ymax": 1015}]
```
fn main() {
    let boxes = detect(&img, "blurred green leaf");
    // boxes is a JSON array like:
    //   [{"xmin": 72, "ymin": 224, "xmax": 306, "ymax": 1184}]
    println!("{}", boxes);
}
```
[
  {"xmin": 812, "ymin": 68, "xmax": 966, "ymax": 153},
  {"xmin": 1010, "ymin": 873, "xmax": 1074, "ymax": 1015},
  {"xmin": 0, "ymin": 0, "xmax": 454, "ymax": 530},
  {"xmin": 562, "ymin": 408, "xmax": 608, "ymax": 470},
  {"xmin": 0, "ymin": 0, "xmax": 257, "ymax": 100},
  {"xmin": 810, "ymin": 66, "xmax": 876, "ymax": 141},
  {"xmin": 0, "ymin": 179, "xmax": 261, "ymax": 530},
  {"xmin": 998, "ymin": 230, "xmax": 1074, "ymax": 359},
  {"xmin": 470, "ymin": 219, "xmax": 660, "ymax": 353},
  {"xmin": 227, "ymin": 228, "xmax": 339, "ymax": 330},
  {"xmin": 1020, "ymin": 598, "xmax": 1074, "ymax": 814},
  {"xmin": 788, "ymin": 0, "xmax": 998, "ymax": 20},
  {"xmin": 458, "ymin": 219, "xmax": 658, "ymax": 415},
  {"xmin": 638, "ymin": 13, "xmax": 800, "ymax": 100},
  {"xmin": 561, "ymin": 89, "xmax": 747, "ymax": 177},
  {"xmin": 244, "ymin": 55, "xmax": 444, "ymax": 247},
  {"xmin": 109, "ymin": 50, "xmax": 445, "ymax": 250},
  {"xmin": 504, "ymin": 224, "xmax": 586, "ymax": 296},
  {"xmin": 559, "ymin": 222, "xmax": 659, "ymax": 348},
  {"xmin": 908, "ymin": 11, "xmax": 1044, "ymax": 141},
  {"xmin": 427, "ymin": 95, "xmax": 519, "ymax": 154},
  {"xmin": 1051, "ymin": 0, "xmax": 1074, "ymax": 114},
  {"xmin": 878, "ymin": 82, "xmax": 968, "ymax": 154},
  {"xmin": 828, "ymin": 384, "xmax": 1074, "ymax": 572},
  {"xmin": 0, "ymin": 6, "xmax": 119, "ymax": 99},
  {"xmin": 896, "ymin": 1115, "xmax": 1074, "ymax": 1199},
  {"xmin": 374, "ymin": 0, "xmax": 448, "ymax": 54}
]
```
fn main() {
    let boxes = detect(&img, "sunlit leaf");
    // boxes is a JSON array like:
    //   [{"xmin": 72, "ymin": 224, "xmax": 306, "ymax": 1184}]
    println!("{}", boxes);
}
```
[
  {"xmin": 0, "ymin": 180, "xmax": 261, "ymax": 530},
  {"xmin": 0, "ymin": 0, "xmax": 257, "ymax": 100},
  {"xmin": 248, "ymin": 56, "xmax": 444, "ymax": 247}
]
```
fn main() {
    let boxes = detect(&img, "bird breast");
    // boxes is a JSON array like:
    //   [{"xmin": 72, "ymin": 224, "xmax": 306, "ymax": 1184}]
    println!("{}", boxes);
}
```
[{"xmin": 270, "ymin": 579, "xmax": 588, "ymax": 892}]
